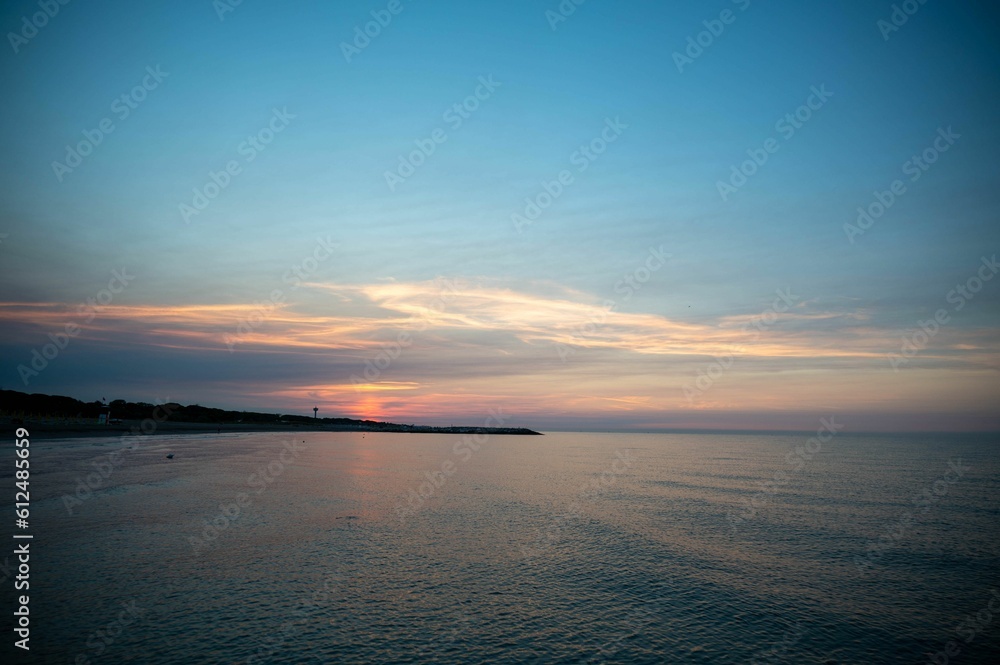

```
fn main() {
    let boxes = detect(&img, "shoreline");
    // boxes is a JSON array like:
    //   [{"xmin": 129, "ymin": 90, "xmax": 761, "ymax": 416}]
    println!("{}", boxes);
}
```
[{"xmin": 5, "ymin": 419, "xmax": 543, "ymax": 439}]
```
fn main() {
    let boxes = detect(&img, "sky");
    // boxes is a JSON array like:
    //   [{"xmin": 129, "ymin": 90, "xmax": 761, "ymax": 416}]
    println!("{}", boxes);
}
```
[{"xmin": 1, "ymin": 0, "xmax": 998, "ymax": 432}]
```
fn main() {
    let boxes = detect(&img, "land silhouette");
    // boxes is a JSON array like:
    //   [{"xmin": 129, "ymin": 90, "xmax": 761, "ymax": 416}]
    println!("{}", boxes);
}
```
[{"xmin": 0, "ymin": 389, "xmax": 541, "ymax": 438}]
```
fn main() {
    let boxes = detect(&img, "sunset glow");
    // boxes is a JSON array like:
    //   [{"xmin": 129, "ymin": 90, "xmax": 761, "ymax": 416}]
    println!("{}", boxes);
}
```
[{"xmin": 1, "ymin": 1, "xmax": 997, "ymax": 431}]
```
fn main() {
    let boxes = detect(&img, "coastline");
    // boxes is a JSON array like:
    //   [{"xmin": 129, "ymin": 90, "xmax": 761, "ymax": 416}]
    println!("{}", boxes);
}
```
[{"xmin": 4, "ymin": 419, "xmax": 543, "ymax": 439}]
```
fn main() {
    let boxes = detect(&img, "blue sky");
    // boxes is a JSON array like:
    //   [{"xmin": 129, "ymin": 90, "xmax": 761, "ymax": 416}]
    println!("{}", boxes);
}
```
[{"xmin": 1, "ymin": 0, "xmax": 998, "ymax": 431}]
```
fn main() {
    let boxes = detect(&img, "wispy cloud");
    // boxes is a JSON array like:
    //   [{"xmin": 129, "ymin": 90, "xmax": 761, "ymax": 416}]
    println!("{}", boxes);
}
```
[{"xmin": 2, "ymin": 277, "xmax": 997, "ymax": 429}]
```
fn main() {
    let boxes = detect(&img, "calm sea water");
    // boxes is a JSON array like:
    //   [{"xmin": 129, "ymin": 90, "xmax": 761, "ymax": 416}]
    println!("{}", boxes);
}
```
[{"xmin": 6, "ymin": 430, "xmax": 1000, "ymax": 663}]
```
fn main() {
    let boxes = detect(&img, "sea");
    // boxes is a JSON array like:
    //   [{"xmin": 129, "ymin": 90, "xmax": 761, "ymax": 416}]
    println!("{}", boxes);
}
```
[{"xmin": 6, "ymin": 429, "xmax": 999, "ymax": 664}]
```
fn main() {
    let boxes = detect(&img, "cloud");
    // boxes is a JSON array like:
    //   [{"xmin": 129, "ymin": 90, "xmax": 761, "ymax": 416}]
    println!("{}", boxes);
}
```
[
  {"xmin": 3, "ymin": 278, "xmax": 997, "ymax": 368},
  {"xmin": 2, "ymin": 277, "xmax": 998, "ymax": 429}
]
